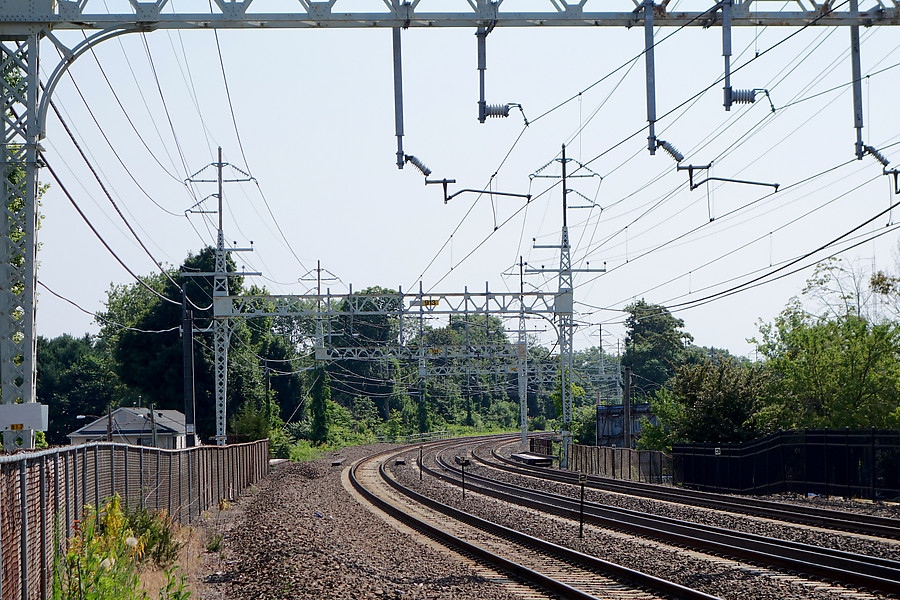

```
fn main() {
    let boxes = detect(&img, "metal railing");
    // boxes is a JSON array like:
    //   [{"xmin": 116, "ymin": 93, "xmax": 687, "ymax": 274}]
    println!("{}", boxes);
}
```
[{"xmin": 0, "ymin": 439, "xmax": 269, "ymax": 600}]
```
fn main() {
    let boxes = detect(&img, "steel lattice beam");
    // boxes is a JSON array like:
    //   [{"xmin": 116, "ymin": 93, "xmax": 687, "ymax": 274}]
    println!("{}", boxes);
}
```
[
  {"xmin": 2, "ymin": 1, "xmax": 897, "ymax": 29},
  {"xmin": 1, "ymin": 34, "xmax": 44, "ymax": 451}
]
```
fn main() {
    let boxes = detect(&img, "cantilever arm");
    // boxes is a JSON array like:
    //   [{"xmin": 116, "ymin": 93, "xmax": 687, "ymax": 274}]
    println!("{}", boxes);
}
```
[
  {"xmin": 677, "ymin": 164, "xmax": 778, "ymax": 192},
  {"xmin": 426, "ymin": 178, "xmax": 531, "ymax": 203}
]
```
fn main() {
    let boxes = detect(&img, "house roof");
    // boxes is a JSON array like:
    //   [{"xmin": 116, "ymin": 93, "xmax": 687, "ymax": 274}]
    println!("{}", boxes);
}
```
[{"xmin": 67, "ymin": 407, "xmax": 186, "ymax": 441}]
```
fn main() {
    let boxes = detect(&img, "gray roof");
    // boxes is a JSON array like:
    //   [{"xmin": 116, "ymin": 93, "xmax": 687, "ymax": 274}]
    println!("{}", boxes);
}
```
[{"xmin": 68, "ymin": 407, "xmax": 186, "ymax": 440}]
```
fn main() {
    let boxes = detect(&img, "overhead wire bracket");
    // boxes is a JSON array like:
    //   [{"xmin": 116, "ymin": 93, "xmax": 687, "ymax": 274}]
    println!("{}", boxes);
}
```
[
  {"xmin": 677, "ymin": 163, "xmax": 779, "ymax": 192},
  {"xmin": 425, "ymin": 177, "xmax": 532, "ymax": 203}
]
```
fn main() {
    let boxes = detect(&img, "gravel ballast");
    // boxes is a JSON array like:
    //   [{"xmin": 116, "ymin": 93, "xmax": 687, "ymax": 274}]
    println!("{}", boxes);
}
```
[{"xmin": 192, "ymin": 444, "xmax": 523, "ymax": 600}]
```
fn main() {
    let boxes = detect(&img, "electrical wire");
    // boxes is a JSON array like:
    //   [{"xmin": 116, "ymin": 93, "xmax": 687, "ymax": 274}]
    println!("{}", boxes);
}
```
[
  {"xmin": 42, "ymin": 156, "xmax": 181, "ymax": 306},
  {"xmin": 38, "ymin": 280, "xmax": 180, "ymax": 334}
]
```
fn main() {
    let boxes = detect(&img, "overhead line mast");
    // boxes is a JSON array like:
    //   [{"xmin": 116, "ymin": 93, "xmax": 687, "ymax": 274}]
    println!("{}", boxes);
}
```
[{"xmin": 2, "ymin": 1, "xmax": 898, "ymax": 448}]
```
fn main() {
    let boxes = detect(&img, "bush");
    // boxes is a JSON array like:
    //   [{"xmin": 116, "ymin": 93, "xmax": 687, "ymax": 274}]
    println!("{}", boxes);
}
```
[
  {"xmin": 54, "ymin": 495, "xmax": 190, "ymax": 600},
  {"xmin": 123, "ymin": 506, "xmax": 182, "ymax": 568}
]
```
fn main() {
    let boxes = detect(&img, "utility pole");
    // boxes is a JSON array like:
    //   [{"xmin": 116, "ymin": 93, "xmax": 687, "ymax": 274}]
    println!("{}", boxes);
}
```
[
  {"xmin": 623, "ymin": 366, "xmax": 632, "ymax": 450},
  {"xmin": 149, "ymin": 404, "xmax": 158, "ymax": 448},
  {"xmin": 528, "ymin": 144, "xmax": 605, "ymax": 469},
  {"xmin": 183, "ymin": 147, "xmax": 259, "ymax": 445},
  {"xmin": 182, "ymin": 283, "xmax": 197, "ymax": 447}
]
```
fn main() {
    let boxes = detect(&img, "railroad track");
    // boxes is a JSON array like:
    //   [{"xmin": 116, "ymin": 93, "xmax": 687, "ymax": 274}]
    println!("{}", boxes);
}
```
[
  {"xmin": 350, "ymin": 440, "xmax": 723, "ymax": 600},
  {"xmin": 478, "ymin": 439, "xmax": 900, "ymax": 540},
  {"xmin": 425, "ymin": 441, "xmax": 900, "ymax": 596}
]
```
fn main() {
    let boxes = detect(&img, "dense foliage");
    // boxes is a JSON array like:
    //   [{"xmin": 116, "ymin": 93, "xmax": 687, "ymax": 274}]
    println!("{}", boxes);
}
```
[{"xmin": 36, "ymin": 247, "xmax": 900, "ymax": 456}]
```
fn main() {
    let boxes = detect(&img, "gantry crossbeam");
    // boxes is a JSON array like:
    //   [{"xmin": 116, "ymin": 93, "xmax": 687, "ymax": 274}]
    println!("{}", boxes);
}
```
[{"xmin": 3, "ymin": 0, "xmax": 897, "ymax": 29}]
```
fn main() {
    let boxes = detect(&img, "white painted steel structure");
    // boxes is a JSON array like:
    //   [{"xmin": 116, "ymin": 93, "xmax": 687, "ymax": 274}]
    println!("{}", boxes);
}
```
[{"xmin": 2, "ymin": 0, "xmax": 897, "ymax": 449}]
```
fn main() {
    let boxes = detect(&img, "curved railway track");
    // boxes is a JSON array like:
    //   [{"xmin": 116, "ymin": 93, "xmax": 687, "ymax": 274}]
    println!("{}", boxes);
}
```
[
  {"xmin": 350, "ymin": 438, "xmax": 723, "ymax": 600},
  {"xmin": 418, "ymin": 438, "xmax": 900, "ymax": 596},
  {"xmin": 480, "ymin": 439, "xmax": 900, "ymax": 540}
]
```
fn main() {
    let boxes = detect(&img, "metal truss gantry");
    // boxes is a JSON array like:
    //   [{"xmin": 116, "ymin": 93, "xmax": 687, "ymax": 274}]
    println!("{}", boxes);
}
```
[{"xmin": 2, "ymin": 1, "xmax": 898, "ymax": 448}]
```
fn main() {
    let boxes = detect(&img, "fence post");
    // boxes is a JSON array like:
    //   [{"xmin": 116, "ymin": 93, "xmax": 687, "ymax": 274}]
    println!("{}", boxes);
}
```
[
  {"xmin": 110, "ymin": 444, "xmax": 115, "ymax": 500},
  {"xmin": 139, "ymin": 447, "xmax": 145, "ymax": 509},
  {"xmin": 65, "ymin": 451, "xmax": 71, "ymax": 536},
  {"xmin": 40, "ymin": 456, "xmax": 48, "ymax": 600},
  {"xmin": 94, "ymin": 445, "xmax": 100, "ymax": 510},
  {"xmin": 124, "ymin": 448, "xmax": 129, "ymax": 510},
  {"xmin": 20, "ymin": 460, "xmax": 29, "ymax": 600},
  {"xmin": 168, "ymin": 451, "xmax": 173, "ymax": 518}
]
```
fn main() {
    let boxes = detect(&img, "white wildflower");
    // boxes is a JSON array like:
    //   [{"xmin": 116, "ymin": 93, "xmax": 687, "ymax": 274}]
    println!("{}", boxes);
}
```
[
  {"xmin": 99, "ymin": 557, "xmax": 115, "ymax": 569},
  {"xmin": 125, "ymin": 536, "xmax": 139, "ymax": 549}
]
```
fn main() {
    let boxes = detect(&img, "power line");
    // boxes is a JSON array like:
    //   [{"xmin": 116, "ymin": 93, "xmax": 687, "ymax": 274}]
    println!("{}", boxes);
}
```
[{"xmin": 42, "ymin": 156, "xmax": 181, "ymax": 306}]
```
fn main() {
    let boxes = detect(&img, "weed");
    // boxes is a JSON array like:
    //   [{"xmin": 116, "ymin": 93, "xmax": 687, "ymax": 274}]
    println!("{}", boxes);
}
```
[{"xmin": 53, "ymin": 495, "xmax": 191, "ymax": 600}]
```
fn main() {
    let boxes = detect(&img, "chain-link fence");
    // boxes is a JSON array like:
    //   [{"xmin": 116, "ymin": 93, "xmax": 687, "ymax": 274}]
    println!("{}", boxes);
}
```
[{"xmin": 0, "ymin": 439, "xmax": 269, "ymax": 600}]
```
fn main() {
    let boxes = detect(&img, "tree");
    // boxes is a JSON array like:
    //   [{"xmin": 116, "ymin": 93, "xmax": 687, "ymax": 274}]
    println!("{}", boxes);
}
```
[
  {"xmin": 622, "ymin": 300, "xmax": 693, "ymax": 395},
  {"xmin": 639, "ymin": 358, "xmax": 770, "ymax": 451},
  {"xmin": 309, "ymin": 367, "xmax": 331, "ymax": 443},
  {"xmin": 97, "ymin": 247, "xmax": 304, "ymax": 442},
  {"xmin": 753, "ymin": 303, "xmax": 900, "ymax": 431}
]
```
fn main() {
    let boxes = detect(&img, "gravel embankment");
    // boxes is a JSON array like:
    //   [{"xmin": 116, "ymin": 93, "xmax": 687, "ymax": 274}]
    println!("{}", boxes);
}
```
[
  {"xmin": 388, "ymin": 446, "xmax": 899, "ymax": 600},
  {"xmin": 192, "ymin": 444, "xmax": 523, "ymax": 600}
]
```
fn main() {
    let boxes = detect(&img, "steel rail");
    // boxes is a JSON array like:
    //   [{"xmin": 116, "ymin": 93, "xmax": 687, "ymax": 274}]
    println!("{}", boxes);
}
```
[
  {"xmin": 430, "ymin": 449, "xmax": 900, "ymax": 595},
  {"xmin": 480, "ymin": 441, "xmax": 900, "ymax": 540},
  {"xmin": 351, "ymin": 443, "xmax": 722, "ymax": 600}
]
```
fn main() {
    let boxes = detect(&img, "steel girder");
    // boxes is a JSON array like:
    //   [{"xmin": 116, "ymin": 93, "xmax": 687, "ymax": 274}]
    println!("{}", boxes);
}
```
[
  {"xmin": 220, "ymin": 290, "xmax": 558, "ymax": 318},
  {"xmin": 3, "ymin": 1, "xmax": 897, "ymax": 29}
]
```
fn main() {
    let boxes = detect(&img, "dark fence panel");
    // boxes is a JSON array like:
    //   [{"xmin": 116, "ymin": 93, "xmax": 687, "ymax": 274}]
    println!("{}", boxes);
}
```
[
  {"xmin": 0, "ymin": 440, "xmax": 269, "ymax": 600},
  {"xmin": 673, "ymin": 429, "xmax": 900, "ymax": 500},
  {"xmin": 567, "ymin": 443, "xmax": 673, "ymax": 484}
]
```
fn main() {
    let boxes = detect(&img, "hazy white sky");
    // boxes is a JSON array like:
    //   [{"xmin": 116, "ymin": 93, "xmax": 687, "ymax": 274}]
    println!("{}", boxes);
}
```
[{"xmin": 34, "ymin": 1, "xmax": 900, "ymax": 358}]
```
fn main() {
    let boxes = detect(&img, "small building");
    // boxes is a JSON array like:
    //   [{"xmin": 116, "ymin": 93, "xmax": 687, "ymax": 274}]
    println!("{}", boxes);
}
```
[
  {"xmin": 596, "ymin": 403, "xmax": 657, "ymax": 448},
  {"xmin": 68, "ymin": 407, "xmax": 187, "ymax": 449}
]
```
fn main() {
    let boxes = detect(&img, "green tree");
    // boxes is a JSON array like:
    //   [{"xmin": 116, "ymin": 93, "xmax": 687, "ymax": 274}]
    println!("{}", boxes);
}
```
[
  {"xmin": 753, "ymin": 303, "xmax": 900, "ymax": 431},
  {"xmin": 622, "ymin": 300, "xmax": 693, "ymax": 396},
  {"xmin": 309, "ymin": 367, "xmax": 331, "ymax": 443},
  {"xmin": 639, "ymin": 358, "xmax": 770, "ymax": 451}
]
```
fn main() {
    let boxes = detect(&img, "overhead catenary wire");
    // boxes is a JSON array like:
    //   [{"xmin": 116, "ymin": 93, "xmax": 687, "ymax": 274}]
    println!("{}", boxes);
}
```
[
  {"xmin": 46, "ymin": 96, "xmax": 209, "ymax": 310},
  {"xmin": 38, "ymin": 280, "xmax": 180, "ymax": 334},
  {"xmin": 42, "ymin": 156, "xmax": 182, "ymax": 307}
]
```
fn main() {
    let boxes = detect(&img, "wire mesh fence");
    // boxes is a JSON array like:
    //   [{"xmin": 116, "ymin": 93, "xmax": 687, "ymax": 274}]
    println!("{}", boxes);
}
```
[{"xmin": 0, "ymin": 439, "xmax": 269, "ymax": 600}]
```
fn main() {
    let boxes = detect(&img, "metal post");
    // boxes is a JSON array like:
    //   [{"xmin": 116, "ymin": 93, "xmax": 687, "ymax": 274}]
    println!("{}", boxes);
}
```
[
  {"xmin": 94, "ymin": 445, "xmax": 100, "ymax": 509},
  {"xmin": 623, "ymin": 367, "xmax": 632, "ymax": 449},
  {"xmin": 419, "ymin": 446, "xmax": 423, "ymax": 481},
  {"xmin": 1, "ymin": 34, "xmax": 43, "ymax": 451},
  {"xmin": 20, "ymin": 460, "xmax": 29, "ymax": 600},
  {"xmin": 124, "ymin": 448, "xmax": 129, "ymax": 509},
  {"xmin": 579, "ymin": 472, "xmax": 586, "ymax": 539},
  {"xmin": 168, "ymin": 452, "xmax": 173, "ymax": 518},
  {"xmin": 392, "ymin": 27, "xmax": 405, "ymax": 168},
  {"xmin": 40, "ymin": 456, "xmax": 47, "ymax": 599},
  {"xmin": 110, "ymin": 444, "xmax": 115, "ymax": 497},
  {"xmin": 477, "ymin": 28, "xmax": 487, "ymax": 123},
  {"xmin": 850, "ymin": 0, "xmax": 864, "ymax": 159},
  {"xmin": 461, "ymin": 461, "xmax": 466, "ymax": 499},
  {"xmin": 722, "ymin": 0, "xmax": 733, "ymax": 110},
  {"xmin": 183, "ymin": 284, "xmax": 197, "ymax": 447},
  {"xmin": 139, "ymin": 446, "xmax": 145, "ymax": 509},
  {"xmin": 643, "ymin": 0, "xmax": 658, "ymax": 153}
]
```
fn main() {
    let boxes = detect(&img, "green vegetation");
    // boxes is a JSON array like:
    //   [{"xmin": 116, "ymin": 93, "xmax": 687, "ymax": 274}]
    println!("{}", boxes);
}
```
[
  {"xmin": 35, "ymin": 243, "xmax": 900, "ymax": 460},
  {"xmin": 53, "ymin": 496, "xmax": 189, "ymax": 600}
]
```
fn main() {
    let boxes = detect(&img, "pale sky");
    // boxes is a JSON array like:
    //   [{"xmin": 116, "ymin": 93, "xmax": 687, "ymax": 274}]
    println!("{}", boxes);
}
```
[{"xmin": 34, "ymin": 2, "xmax": 900, "ymax": 359}]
